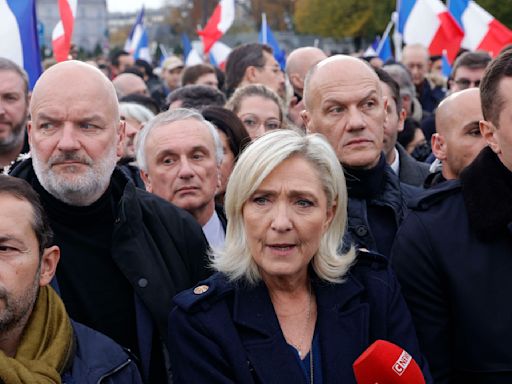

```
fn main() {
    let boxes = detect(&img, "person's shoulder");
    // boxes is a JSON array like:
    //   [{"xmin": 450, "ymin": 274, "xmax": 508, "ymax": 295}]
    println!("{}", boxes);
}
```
[
  {"xmin": 408, "ymin": 179, "xmax": 462, "ymax": 211},
  {"xmin": 173, "ymin": 272, "xmax": 234, "ymax": 313},
  {"xmin": 66, "ymin": 321, "xmax": 142, "ymax": 383},
  {"xmin": 344, "ymin": 249, "xmax": 396, "ymax": 293}
]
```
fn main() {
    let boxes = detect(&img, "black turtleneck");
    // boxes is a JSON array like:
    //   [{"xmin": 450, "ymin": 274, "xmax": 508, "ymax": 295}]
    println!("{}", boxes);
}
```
[
  {"xmin": 33, "ymin": 178, "xmax": 139, "ymax": 357},
  {"xmin": 344, "ymin": 154, "xmax": 398, "ymax": 257}
]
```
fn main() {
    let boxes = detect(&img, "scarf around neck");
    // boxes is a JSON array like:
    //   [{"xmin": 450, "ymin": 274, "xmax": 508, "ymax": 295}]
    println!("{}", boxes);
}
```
[{"xmin": 0, "ymin": 285, "xmax": 74, "ymax": 383}]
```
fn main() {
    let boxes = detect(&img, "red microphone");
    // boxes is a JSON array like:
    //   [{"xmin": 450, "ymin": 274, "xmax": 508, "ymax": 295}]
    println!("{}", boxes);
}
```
[{"xmin": 353, "ymin": 340, "xmax": 426, "ymax": 384}]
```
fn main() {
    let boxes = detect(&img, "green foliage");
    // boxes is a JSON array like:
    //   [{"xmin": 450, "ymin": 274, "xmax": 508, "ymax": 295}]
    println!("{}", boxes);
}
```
[{"xmin": 294, "ymin": 0, "xmax": 394, "ymax": 38}]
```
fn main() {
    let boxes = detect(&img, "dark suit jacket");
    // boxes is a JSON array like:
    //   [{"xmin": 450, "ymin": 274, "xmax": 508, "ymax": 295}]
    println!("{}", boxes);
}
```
[
  {"xmin": 168, "ymin": 252, "xmax": 432, "ymax": 383},
  {"xmin": 396, "ymin": 143, "xmax": 430, "ymax": 187}
]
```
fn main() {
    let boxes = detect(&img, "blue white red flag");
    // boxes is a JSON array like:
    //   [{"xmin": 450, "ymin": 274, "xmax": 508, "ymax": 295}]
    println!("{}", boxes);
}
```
[
  {"xmin": 448, "ymin": 0, "xmax": 512, "ymax": 57},
  {"xmin": 198, "ymin": 0, "xmax": 235, "ymax": 54},
  {"xmin": 0, "ymin": 0, "xmax": 42, "ymax": 89},
  {"xmin": 125, "ymin": 6, "xmax": 151, "ymax": 62},
  {"xmin": 397, "ymin": 0, "xmax": 464, "ymax": 63},
  {"xmin": 209, "ymin": 41, "xmax": 232, "ymax": 70}
]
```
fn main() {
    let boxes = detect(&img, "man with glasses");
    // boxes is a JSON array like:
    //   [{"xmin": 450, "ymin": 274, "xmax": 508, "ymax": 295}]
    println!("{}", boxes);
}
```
[
  {"xmin": 448, "ymin": 51, "xmax": 492, "ymax": 93},
  {"xmin": 225, "ymin": 43, "xmax": 285, "ymax": 98}
]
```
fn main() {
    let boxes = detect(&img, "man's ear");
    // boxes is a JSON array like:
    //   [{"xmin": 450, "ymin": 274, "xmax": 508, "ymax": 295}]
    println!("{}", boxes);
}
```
[
  {"xmin": 27, "ymin": 120, "xmax": 33, "ymax": 147},
  {"xmin": 301, "ymin": 110, "xmax": 312, "ymax": 133},
  {"xmin": 39, "ymin": 246, "xmax": 60, "ymax": 287},
  {"xmin": 245, "ymin": 66, "xmax": 259, "ymax": 83},
  {"xmin": 382, "ymin": 96, "xmax": 389, "ymax": 125},
  {"xmin": 480, "ymin": 119, "xmax": 501, "ymax": 154},
  {"xmin": 116, "ymin": 119, "xmax": 126, "ymax": 158},
  {"xmin": 397, "ymin": 108, "xmax": 406, "ymax": 133},
  {"xmin": 139, "ymin": 169, "xmax": 153, "ymax": 192},
  {"xmin": 431, "ymin": 133, "xmax": 447, "ymax": 161}
]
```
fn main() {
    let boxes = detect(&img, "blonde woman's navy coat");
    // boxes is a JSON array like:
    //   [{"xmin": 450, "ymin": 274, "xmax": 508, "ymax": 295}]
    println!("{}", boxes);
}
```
[{"xmin": 167, "ymin": 252, "xmax": 432, "ymax": 383}]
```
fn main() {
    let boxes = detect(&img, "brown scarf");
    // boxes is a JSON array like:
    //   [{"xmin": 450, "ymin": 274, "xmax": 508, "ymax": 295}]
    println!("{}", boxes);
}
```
[{"xmin": 0, "ymin": 285, "xmax": 74, "ymax": 383}]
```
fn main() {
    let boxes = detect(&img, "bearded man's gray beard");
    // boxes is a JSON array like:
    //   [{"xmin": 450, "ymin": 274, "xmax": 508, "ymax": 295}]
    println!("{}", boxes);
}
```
[{"xmin": 31, "ymin": 144, "xmax": 117, "ymax": 207}]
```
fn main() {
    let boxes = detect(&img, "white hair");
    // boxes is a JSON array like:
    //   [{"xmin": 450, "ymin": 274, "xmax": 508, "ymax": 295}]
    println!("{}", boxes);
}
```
[
  {"xmin": 119, "ymin": 102, "xmax": 155, "ymax": 124},
  {"xmin": 211, "ymin": 129, "xmax": 356, "ymax": 285},
  {"xmin": 136, "ymin": 108, "xmax": 224, "ymax": 172}
]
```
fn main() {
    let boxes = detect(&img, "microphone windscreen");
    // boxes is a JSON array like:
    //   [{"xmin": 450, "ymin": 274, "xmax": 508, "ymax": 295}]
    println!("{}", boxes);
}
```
[{"xmin": 353, "ymin": 339, "xmax": 425, "ymax": 384}]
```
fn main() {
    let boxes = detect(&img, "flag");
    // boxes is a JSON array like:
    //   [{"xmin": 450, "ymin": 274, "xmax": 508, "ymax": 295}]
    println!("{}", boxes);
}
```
[
  {"xmin": 397, "ymin": 0, "xmax": 464, "ymax": 63},
  {"xmin": 0, "ymin": 0, "xmax": 42, "ymax": 89},
  {"xmin": 197, "ymin": 0, "xmax": 235, "ymax": 54},
  {"xmin": 124, "ymin": 6, "xmax": 151, "ymax": 62},
  {"xmin": 448, "ymin": 0, "xmax": 512, "ymax": 56},
  {"xmin": 181, "ymin": 33, "xmax": 203, "ymax": 66},
  {"xmin": 441, "ymin": 50, "xmax": 452, "ymax": 77},
  {"xmin": 209, "ymin": 41, "xmax": 232, "ymax": 70},
  {"xmin": 52, "ymin": 0, "xmax": 77, "ymax": 62},
  {"xmin": 258, "ymin": 13, "xmax": 286, "ymax": 70},
  {"xmin": 365, "ymin": 35, "xmax": 393, "ymax": 62}
]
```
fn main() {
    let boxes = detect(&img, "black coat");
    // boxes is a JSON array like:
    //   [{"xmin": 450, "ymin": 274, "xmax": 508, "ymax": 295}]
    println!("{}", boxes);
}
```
[
  {"xmin": 391, "ymin": 147, "xmax": 512, "ymax": 383},
  {"xmin": 11, "ymin": 159, "xmax": 211, "ymax": 382},
  {"xmin": 168, "ymin": 251, "xmax": 432, "ymax": 383}
]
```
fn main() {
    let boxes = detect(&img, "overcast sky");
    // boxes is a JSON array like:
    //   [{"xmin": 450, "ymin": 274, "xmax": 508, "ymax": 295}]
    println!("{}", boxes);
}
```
[{"xmin": 107, "ymin": 0, "xmax": 166, "ymax": 13}]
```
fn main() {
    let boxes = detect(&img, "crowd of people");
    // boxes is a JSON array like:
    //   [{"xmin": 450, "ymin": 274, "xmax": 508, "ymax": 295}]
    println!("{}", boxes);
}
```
[{"xmin": 0, "ymin": 39, "xmax": 511, "ymax": 383}]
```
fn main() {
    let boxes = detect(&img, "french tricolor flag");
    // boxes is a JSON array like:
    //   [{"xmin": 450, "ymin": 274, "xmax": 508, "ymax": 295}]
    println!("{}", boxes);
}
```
[
  {"xmin": 197, "ymin": 0, "xmax": 235, "ymax": 55},
  {"xmin": 448, "ymin": 0, "xmax": 512, "ymax": 56},
  {"xmin": 398, "ymin": 0, "xmax": 464, "ymax": 63},
  {"xmin": 0, "ymin": 0, "xmax": 42, "ymax": 89},
  {"xmin": 52, "ymin": 0, "xmax": 77, "ymax": 62}
]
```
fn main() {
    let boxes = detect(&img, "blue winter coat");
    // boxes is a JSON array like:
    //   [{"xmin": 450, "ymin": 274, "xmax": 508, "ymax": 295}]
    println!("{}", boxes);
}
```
[
  {"xmin": 62, "ymin": 321, "xmax": 142, "ymax": 383},
  {"xmin": 167, "ymin": 251, "xmax": 432, "ymax": 383}
]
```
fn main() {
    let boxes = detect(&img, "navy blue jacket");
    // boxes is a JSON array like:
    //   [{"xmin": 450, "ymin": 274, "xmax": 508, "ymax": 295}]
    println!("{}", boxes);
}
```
[
  {"xmin": 345, "ymin": 161, "xmax": 420, "ymax": 258},
  {"xmin": 168, "ymin": 251, "xmax": 432, "ymax": 383},
  {"xmin": 391, "ymin": 147, "xmax": 512, "ymax": 383},
  {"xmin": 62, "ymin": 321, "xmax": 142, "ymax": 383}
]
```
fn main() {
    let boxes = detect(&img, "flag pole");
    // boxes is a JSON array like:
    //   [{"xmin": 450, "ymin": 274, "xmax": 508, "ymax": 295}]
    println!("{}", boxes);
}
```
[
  {"xmin": 261, "ymin": 13, "xmax": 268, "ymax": 44},
  {"xmin": 376, "ymin": 19, "xmax": 394, "ymax": 55},
  {"xmin": 392, "ymin": 10, "xmax": 402, "ymax": 61}
]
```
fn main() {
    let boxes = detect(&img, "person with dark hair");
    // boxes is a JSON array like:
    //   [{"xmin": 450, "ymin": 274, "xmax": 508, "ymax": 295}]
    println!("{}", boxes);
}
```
[
  {"xmin": 397, "ymin": 117, "xmax": 430, "ymax": 161},
  {"xmin": 375, "ymin": 68, "xmax": 430, "ymax": 186},
  {"xmin": 135, "ymin": 59, "xmax": 167, "ymax": 108},
  {"xmin": 11, "ymin": 60, "xmax": 210, "ymax": 383},
  {"xmin": 225, "ymin": 43, "xmax": 285, "ymax": 98},
  {"xmin": 120, "ymin": 93, "xmax": 161, "ymax": 115},
  {"xmin": 449, "ymin": 51, "xmax": 492, "ymax": 93},
  {"xmin": 201, "ymin": 106, "xmax": 251, "ymax": 203},
  {"xmin": 0, "ymin": 58, "xmax": 30, "ymax": 171},
  {"xmin": 167, "ymin": 84, "xmax": 226, "ymax": 110},
  {"xmin": 181, "ymin": 64, "xmax": 218, "ymax": 88},
  {"xmin": 109, "ymin": 50, "xmax": 134, "ymax": 79},
  {"xmin": 0, "ymin": 175, "xmax": 142, "ymax": 383},
  {"xmin": 392, "ymin": 49, "xmax": 512, "ymax": 382}
]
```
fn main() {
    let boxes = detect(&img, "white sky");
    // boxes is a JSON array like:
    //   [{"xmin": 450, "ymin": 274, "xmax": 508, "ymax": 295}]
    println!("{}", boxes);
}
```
[{"xmin": 107, "ymin": 0, "xmax": 166, "ymax": 13}]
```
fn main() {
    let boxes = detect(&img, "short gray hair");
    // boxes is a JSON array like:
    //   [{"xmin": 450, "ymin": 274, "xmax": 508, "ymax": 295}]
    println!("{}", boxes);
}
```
[
  {"xmin": 383, "ymin": 64, "xmax": 416, "ymax": 98},
  {"xmin": 119, "ymin": 102, "xmax": 155, "ymax": 124},
  {"xmin": 211, "ymin": 129, "xmax": 356, "ymax": 285},
  {"xmin": 136, "ymin": 108, "xmax": 224, "ymax": 172}
]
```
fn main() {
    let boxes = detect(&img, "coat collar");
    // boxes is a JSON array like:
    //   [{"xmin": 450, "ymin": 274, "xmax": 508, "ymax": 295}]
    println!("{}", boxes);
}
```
[
  {"xmin": 460, "ymin": 146, "xmax": 512, "ymax": 241},
  {"xmin": 232, "ymin": 274, "xmax": 368, "ymax": 383}
]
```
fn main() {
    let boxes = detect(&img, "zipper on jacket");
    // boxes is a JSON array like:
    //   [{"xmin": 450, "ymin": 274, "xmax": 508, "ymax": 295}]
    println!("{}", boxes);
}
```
[{"xmin": 96, "ymin": 358, "xmax": 132, "ymax": 384}]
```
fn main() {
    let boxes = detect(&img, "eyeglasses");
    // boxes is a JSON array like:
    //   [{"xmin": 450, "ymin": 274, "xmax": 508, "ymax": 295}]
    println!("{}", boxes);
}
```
[
  {"xmin": 241, "ymin": 115, "xmax": 281, "ymax": 132},
  {"xmin": 454, "ymin": 78, "xmax": 481, "ymax": 89}
]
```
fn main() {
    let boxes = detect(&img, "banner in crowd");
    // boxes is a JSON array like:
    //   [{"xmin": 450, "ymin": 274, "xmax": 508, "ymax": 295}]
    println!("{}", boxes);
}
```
[
  {"xmin": 124, "ymin": 6, "xmax": 151, "ymax": 63},
  {"xmin": 0, "ymin": 0, "xmax": 42, "ymax": 89},
  {"xmin": 52, "ymin": 0, "xmax": 77, "ymax": 62},
  {"xmin": 197, "ymin": 0, "xmax": 235, "ymax": 54}
]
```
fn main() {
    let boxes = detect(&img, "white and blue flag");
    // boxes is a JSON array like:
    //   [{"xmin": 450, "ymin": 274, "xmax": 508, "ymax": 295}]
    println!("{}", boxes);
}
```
[
  {"xmin": 0, "ymin": 0, "xmax": 42, "ymax": 89},
  {"xmin": 125, "ymin": 6, "xmax": 151, "ymax": 63}
]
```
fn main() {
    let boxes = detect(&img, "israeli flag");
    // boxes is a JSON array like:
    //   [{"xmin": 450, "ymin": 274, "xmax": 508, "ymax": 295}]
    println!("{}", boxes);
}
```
[{"xmin": 0, "ymin": 0, "xmax": 42, "ymax": 89}]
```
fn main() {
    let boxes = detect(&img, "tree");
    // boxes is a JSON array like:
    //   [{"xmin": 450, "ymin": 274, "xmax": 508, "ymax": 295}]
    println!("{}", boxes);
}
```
[
  {"xmin": 477, "ymin": 0, "xmax": 512, "ymax": 29},
  {"xmin": 294, "ymin": 0, "xmax": 394, "ymax": 39}
]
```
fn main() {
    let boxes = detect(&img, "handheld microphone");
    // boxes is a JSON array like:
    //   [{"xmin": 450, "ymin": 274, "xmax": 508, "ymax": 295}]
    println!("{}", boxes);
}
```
[{"xmin": 352, "ymin": 340, "xmax": 426, "ymax": 384}]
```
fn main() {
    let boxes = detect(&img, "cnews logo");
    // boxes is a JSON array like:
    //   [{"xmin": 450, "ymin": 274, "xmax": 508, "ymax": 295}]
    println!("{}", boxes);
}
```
[{"xmin": 392, "ymin": 350, "xmax": 412, "ymax": 376}]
